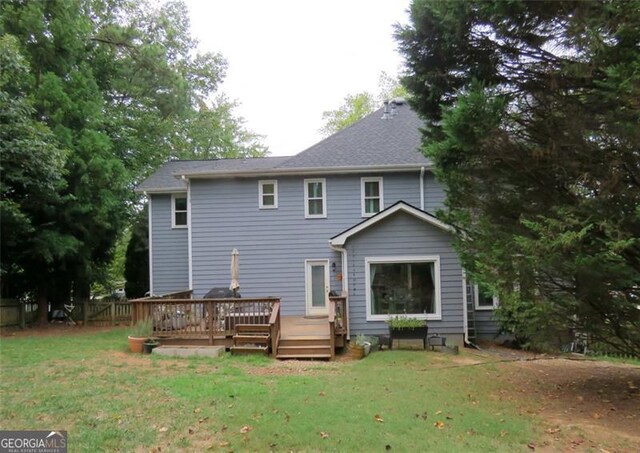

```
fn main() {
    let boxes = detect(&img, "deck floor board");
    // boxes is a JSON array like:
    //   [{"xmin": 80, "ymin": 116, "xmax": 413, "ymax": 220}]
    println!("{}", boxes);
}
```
[{"xmin": 280, "ymin": 316, "xmax": 329, "ymax": 339}]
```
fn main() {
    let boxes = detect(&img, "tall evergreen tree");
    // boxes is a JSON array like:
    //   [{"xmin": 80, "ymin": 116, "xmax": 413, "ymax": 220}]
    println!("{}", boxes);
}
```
[
  {"xmin": 397, "ymin": 0, "xmax": 640, "ymax": 354},
  {"xmin": 0, "ymin": 0, "xmax": 267, "ymax": 321}
]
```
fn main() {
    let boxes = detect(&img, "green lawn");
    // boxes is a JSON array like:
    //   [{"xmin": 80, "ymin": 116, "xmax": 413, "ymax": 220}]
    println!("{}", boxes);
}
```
[{"xmin": 0, "ymin": 329, "xmax": 540, "ymax": 452}]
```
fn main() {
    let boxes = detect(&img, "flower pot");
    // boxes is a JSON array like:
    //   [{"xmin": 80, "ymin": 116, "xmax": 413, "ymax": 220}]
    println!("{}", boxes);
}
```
[
  {"xmin": 363, "ymin": 341, "xmax": 372, "ymax": 356},
  {"xmin": 128, "ymin": 336, "xmax": 146, "ymax": 354},
  {"xmin": 349, "ymin": 343, "xmax": 365, "ymax": 359},
  {"xmin": 143, "ymin": 340, "xmax": 160, "ymax": 354}
]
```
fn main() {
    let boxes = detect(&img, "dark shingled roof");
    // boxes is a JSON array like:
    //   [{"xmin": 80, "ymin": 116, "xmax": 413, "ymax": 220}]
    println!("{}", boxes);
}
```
[
  {"xmin": 138, "ymin": 102, "xmax": 428, "ymax": 192},
  {"xmin": 137, "ymin": 157, "xmax": 290, "ymax": 192},
  {"xmin": 278, "ymin": 102, "xmax": 427, "ymax": 168}
]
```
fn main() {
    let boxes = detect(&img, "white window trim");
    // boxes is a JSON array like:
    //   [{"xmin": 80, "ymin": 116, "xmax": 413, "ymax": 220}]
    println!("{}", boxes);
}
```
[
  {"xmin": 258, "ymin": 180, "xmax": 278, "ymax": 209},
  {"xmin": 474, "ymin": 284, "xmax": 499, "ymax": 310},
  {"xmin": 171, "ymin": 193, "xmax": 188, "ymax": 229},
  {"xmin": 365, "ymin": 255, "xmax": 442, "ymax": 321},
  {"xmin": 304, "ymin": 178, "xmax": 327, "ymax": 219},
  {"xmin": 361, "ymin": 177, "xmax": 384, "ymax": 217}
]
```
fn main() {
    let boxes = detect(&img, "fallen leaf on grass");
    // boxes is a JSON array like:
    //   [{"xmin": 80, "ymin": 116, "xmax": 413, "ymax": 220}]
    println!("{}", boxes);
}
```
[
  {"xmin": 319, "ymin": 391, "xmax": 325, "ymax": 397},
  {"xmin": 320, "ymin": 431, "xmax": 329, "ymax": 439},
  {"xmin": 434, "ymin": 421, "xmax": 444, "ymax": 429},
  {"xmin": 592, "ymin": 412, "xmax": 602, "ymax": 419},
  {"xmin": 500, "ymin": 431, "xmax": 508, "ymax": 437},
  {"xmin": 158, "ymin": 427, "xmax": 168, "ymax": 433},
  {"xmin": 240, "ymin": 425, "xmax": 252, "ymax": 434},
  {"xmin": 435, "ymin": 410, "xmax": 442, "ymax": 415},
  {"xmin": 221, "ymin": 425, "xmax": 227, "ymax": 432},
  {"xmin": 527, "ymin": 442, "xmax": 536, "ymax": 450},
  {"xmin": 218, "ymin": 441, "xmax": 229, "ymax": 448},
  {"xmin": 545, "ymin": 427, "xmax": 561, "ymax": 434},
  {"xmin": 446, "ymin": 415, "xmax": 453, "ymax": 420},
  {"xmin": 198, "ymin": 417, "xmax": 209, "ymax": 424},
  {"xmin": 374, "ymin": 415, "xmax": 384, "ymax": 423},
  {"xmin": 188, "ymin": 427, "xmax": 196, "ymax": 435},
  {"xmin": 193, "ymin": 408, "xmax": 201, "ymax": 414}
]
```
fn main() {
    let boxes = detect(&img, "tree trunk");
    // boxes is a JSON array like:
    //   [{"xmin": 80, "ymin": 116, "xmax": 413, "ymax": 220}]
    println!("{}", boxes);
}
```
[{"xmin": 37, "ymin": 286, "xmax": 49, "ymax": 325}]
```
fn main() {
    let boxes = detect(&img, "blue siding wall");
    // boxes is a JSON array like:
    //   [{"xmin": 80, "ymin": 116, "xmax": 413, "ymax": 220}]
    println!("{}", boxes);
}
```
[
  {"xmin": 344, "ymin": 212, "xmax": 464, "ymax": 336},
  {"xmin": 150, "ymin": 194, "xmax": 190, "ymax": 294},
  {"xmin": 467, "ymin": 284, "xmax": 501, "ymax": 339},
  {"xmin": 189, "ymin": 171, "xmax": 448, "ymax": 315}
]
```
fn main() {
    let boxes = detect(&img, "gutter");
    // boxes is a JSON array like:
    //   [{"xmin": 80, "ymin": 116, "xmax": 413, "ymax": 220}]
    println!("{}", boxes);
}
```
[
  {"xmin": 176, "ymin": 163, "xmax": 434, "ymax": 180},
  {"xmin": 329, "ymin": 242, "xmax": 350, "ymax": 340}
]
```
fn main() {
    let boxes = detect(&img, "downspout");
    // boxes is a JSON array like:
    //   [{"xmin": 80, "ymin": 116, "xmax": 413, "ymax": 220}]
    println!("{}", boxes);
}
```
[
  {"xmin": 419, "ymin": 166, "xmax": 425, "ymax": 211},
  {"xmin": 462, "ymin": 269, "xmax": 469, "ymax": 345},
  {"xmin": 145, "ymin": 191, "xmax": 153, "ymax": 296},
  {"xmin": 329, "ymin": 243, "xmax": 350, "ymax": 339},
  {"xmin": 184, "ymin": 175, "xmax": 193, "ymax": 291}
]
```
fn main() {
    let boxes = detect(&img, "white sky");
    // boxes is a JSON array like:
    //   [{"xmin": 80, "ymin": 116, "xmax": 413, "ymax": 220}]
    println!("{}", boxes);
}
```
[{"xmin": 185, "ymin": 0, "xmax": 411, "ymax": 157}]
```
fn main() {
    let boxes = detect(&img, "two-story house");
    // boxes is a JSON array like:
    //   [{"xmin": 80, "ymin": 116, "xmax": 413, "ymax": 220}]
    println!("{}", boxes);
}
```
[{"xmin": 137, "ymin": 99, "xmax": 499, "ymax": 353}]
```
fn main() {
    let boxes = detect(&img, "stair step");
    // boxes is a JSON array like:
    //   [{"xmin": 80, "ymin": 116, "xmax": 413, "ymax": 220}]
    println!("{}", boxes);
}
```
[
  {"xmin": 234, "ymin": 335, "xmax": 270, "ymax": 346},
  {"xmin": 235, "ymin": 324, "xmax": 270, "ymax": 334},
  {"xmin": 230, "ymin": 345, "xmax": 269, "ymax": 355},
  {"xmin": 276, "ymin": 353, "xmax": 332, "ymax": 360},
  {"xmin": 277, "ymin": 345, "xmax": 332, "ymax": 356},
  {"xmin": 279, "ymin": 338, "xmax": 331, "ymax": 347}
]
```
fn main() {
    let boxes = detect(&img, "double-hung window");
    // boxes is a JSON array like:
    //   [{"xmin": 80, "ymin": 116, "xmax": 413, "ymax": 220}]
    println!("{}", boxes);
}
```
[
  {"xmin": 366, "ymin": 256, "xmax": 441, "ymax": 321},
  {"xmin": 361, "ymin": 177, "xmax": 383, "ymax": 217},
  {"xmin": 259, "ymin": 180, "xmax": 278, "ymax": 209},
  {"xmin": 304, "ymin": 178, "xmax": 326, "ymax": 218},
  {"xmin": 172, "ymin": 194, "xmax": 187, "ymax": 228}
]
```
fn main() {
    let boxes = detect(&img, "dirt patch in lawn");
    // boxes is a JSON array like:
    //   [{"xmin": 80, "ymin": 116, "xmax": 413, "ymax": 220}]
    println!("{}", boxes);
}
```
[{"xmin": 490, "ymin": 353, "xmax": 640, "ymax": 452}]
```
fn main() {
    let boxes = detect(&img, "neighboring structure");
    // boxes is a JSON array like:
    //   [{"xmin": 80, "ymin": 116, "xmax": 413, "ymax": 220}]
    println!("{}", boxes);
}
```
[{"xmin": 137, "ymin": 100, "xmax": 499, "ymax": 347}]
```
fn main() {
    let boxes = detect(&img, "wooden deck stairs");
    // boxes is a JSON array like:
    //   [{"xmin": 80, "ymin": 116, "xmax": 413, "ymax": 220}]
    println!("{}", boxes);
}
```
[
  {"xmin": 275, "ymin": 316, "xmax": 333, "ymax": 360},
  {"xmin": 230, "ymin": 324, "xmax": 270, "ymax": 356},
  {"xmin": 276, "ymin": 336, "xmax": 332, "ymax": 360},
  {"xmin": 229, "ymin": 316, "xmax": 337, "ymax": 360}
]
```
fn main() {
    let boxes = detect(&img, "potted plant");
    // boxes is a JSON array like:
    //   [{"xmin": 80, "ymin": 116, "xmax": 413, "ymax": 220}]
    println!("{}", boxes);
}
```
[
  {"xmin": 386, "ymin": 316, "xmax": 429, "ymax": 350},
  {"xmin": 128, "ymin": 318, "xmax": 152, "ymax": 353},
  {"xmin": 349, "ymin": 334, "xmax": 371, "ymax": 359},
  {"xmin": 142, "ymin": 338, "xmax": 160, "ymax": 354}
]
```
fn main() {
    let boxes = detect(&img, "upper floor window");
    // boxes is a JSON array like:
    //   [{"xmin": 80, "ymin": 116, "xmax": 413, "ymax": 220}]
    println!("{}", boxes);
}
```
[
  {"xmin": 304, "ymin": 178, "xmax": 326, "ymax": 218},
  {"xmin": 172, "ymin": 194, "xmax": 187, "ymax": 228},
  {"xmin": 259, "ymin": 180, "xmax": 278, "ymax": 209},
  {"xmin": 361, "ymin": 177, "xmax": 383, "ymax": 217},
  {"xmin": 475, "ymin": 284, "xmax": 499, "ymax": 310}
]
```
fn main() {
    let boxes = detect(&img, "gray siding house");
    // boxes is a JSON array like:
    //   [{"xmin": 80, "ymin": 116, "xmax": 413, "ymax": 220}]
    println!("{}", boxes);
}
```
[{"xmin": 138, "ymin": 100, "xmax": 499, "ymax": 347}]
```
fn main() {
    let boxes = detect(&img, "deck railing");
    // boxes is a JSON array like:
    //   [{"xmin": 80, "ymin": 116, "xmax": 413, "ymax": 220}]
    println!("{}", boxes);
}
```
[
  {"xmin": 328, "ymin": 300, "xmax": 337, "ymax": 360},
  {"xmin": 269, "ymin": 301, "xmax": 281, "ymax": 356},
  {"xmin": 130, "ymin": 293, "xmax": 279, "ymax": 344},
  {"xmin": 329, "ymin": 296, "xmax": 347, "ymax": 335}
]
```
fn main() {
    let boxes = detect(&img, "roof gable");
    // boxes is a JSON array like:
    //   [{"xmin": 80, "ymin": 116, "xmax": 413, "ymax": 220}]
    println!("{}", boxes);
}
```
[{"xmin": 329, "ymin": 201, "xmax": 452, "ymax": 247}]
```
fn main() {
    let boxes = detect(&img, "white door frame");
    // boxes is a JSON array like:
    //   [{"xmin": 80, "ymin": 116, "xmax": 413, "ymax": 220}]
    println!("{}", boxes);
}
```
[{"xmin": 305, "ymin": 259, "xmax": 330, "ymax": 316}]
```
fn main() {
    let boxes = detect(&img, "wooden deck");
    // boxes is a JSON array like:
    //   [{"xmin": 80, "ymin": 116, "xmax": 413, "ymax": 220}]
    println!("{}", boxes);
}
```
[{"xmin": 130, "ymin": 293, "xmax": 347, "ymax": 360}]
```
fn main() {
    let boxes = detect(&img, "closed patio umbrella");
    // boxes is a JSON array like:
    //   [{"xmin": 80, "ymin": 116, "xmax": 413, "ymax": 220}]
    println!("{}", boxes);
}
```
[{"xmin": 230, "ymin": 248, "xmax": 240, "ymax": 295}]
